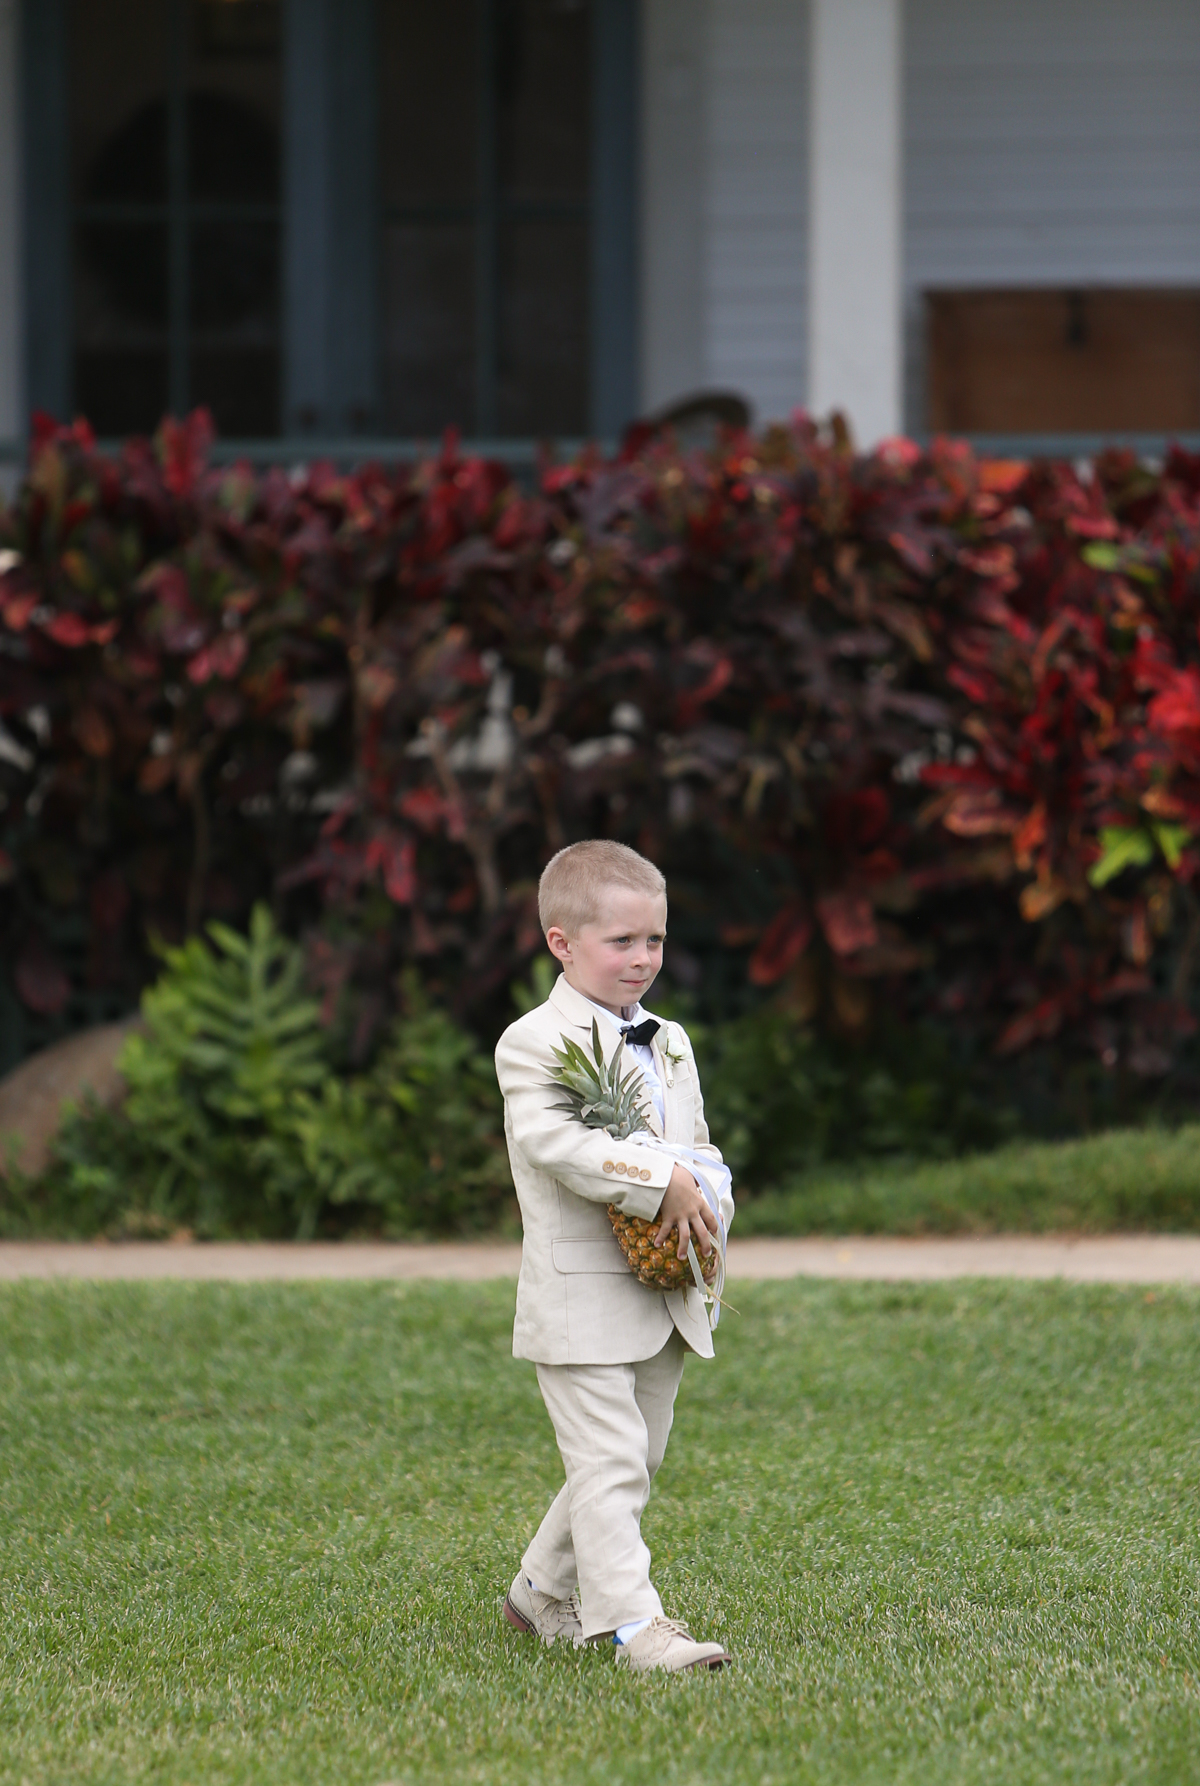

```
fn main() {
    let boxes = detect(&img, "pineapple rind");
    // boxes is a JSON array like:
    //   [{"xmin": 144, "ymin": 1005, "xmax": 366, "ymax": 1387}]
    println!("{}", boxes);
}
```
[{"xmin": 607, "ymin": 1205, "xmax": 720, "ymax": 1290}]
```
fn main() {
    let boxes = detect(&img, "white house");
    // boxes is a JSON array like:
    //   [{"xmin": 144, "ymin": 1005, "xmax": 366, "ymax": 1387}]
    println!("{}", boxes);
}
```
[{"xmin": 1, "ymin": 0, "xmax": 1198, "ymax": 459}]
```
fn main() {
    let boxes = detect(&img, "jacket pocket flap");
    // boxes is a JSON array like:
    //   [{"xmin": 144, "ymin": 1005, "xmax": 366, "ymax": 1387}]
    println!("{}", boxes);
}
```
[{"xmin": 551, "ymin": 1237, "xmax": 630, "ymax": 1275}]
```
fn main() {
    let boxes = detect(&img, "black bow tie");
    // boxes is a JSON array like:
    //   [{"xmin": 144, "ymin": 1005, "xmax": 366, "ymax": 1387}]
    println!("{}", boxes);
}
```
[{"xmin": 621, "ymin": 1018, "xmax": 660, "ymax": 1046}]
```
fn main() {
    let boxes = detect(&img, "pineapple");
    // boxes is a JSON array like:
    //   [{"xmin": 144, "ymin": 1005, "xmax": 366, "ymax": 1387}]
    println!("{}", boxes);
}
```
[
  {"xmin": 548, "ymin": 1020, "xmax": 719, "ymax": 1292},
  {"xmin": 608, "ymin": 1204, "xmax": 719, "ymax": 1290},
  {"xmin": 548, "ymin": 1019, "xmax": 652, "ymax": 1141}
]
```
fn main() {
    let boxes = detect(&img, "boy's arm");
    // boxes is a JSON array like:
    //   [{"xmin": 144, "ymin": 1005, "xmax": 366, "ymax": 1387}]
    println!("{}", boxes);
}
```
[
  {"xmin": 678, "ymin": 1027, "xmax": 736, "ymax": 1234},
  {"xmin": 495, "ymin": 1024, "xmax": 671, "ymax": 1220}
]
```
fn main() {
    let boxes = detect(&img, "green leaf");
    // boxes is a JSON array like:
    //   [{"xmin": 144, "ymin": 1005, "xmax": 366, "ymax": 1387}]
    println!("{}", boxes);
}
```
[
  {"xmin": 510, "ymin": 955, "xmax": 556, "ymax": 1014},
  {"xmin": 1151, "ymin": 822, "xmax": 1191, "ymax": 870},
  {"xmin": 1080, "ymin": 542, "xmax": 1121, "ymax": 572},
  {"xmin": 1088, "ymin": 826, "xmax": 1157, "ymax": 888}
]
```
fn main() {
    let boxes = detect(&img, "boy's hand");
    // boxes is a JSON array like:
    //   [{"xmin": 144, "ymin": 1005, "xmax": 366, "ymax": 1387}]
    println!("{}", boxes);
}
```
[{"xmin": 654, "ymin": 1163, "xmax": 719, "ymax": 1259}]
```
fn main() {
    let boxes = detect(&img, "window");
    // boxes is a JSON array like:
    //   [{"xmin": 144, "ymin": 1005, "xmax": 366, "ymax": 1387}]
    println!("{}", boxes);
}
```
[
  {"xmin": 26, "ymin": 0, "xmax": 635, "ymax": 443},
  {"xmin": 68, "ymin": 0, "xmax": 283, "ymax": 437},
  {"xmin": 378, "ymin": 0, "xmax": 592, "ymax": 438}
]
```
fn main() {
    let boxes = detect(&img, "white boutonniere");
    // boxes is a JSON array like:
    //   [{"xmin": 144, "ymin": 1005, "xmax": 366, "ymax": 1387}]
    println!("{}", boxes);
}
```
[{"xmin": 658, "ymin": 1023, "xmax": 687, "ymax": 1086}]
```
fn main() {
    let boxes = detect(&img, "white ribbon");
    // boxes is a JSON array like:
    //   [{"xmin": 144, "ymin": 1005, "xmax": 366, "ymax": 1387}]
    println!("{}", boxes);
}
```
[{"xmin": 623, "ymin": 1134, "xmax": 732, "ymax": 1330}]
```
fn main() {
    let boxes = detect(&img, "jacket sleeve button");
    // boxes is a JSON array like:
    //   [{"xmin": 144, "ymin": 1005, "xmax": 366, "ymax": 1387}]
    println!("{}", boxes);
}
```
[
  {"xmin": 640, "ymin": 1168, "xmax": 652, "ymax": 1181},
  {"xmin": 602, "ymin": 1160, "xmax": 615, "ymax": 1172},
  {"xmin": 615, "ymin": 1162, "xmax": 628, "ymax": 1174}
]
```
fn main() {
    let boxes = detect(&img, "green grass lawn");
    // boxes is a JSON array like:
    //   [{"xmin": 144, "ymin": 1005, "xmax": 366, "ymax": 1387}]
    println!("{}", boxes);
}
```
[
  {"xmin": 734, "ymin": 1122, "xmax": 1200, "ymax": 1235},
  {"xmin": 2, "ymin": 1279, "xmax": 1199, "ymax": 1786}
]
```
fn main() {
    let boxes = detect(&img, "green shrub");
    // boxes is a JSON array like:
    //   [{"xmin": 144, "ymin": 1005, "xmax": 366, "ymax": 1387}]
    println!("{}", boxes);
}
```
[
  {"xmin": 9, "ymin": 907, "xmax": 509, "ymax": 1239},
  {"xmin": 280, "ymin": 987, "xmax": 512, "ymax": 1234},
  {"xmin": 693, "ymin": 1005, "xmax": 1017, "ymax": 1191}
]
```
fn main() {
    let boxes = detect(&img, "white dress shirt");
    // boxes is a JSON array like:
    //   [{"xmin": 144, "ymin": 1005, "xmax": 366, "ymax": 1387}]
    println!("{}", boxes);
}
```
[{"xmin": 578, "ymin": 995, "xmax": 665, "ymax": 1128}]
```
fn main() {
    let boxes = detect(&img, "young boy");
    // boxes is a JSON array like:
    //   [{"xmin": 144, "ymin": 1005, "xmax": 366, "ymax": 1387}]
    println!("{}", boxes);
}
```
[{"xmin": 494, "ymin": 839, "xmax": 735, "ymax": 1673}]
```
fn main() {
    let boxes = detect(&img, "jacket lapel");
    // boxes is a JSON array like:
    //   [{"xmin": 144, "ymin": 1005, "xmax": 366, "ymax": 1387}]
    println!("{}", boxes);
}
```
[{"xmin": 650, "ymin": 1029, "xmax": 678, "ymax": 1142}]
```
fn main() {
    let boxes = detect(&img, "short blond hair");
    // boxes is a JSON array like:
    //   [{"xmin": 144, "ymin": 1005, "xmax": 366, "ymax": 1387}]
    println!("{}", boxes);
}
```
[{"xmin": 538, "ymin": 840, "xmax": 666, "ymax": 936}]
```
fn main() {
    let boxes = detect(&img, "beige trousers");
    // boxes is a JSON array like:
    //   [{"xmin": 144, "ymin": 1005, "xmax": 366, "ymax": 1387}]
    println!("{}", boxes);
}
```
[{"xmin": 522, "ymin": 1329, "xmax": 687, "ymax": 1640}]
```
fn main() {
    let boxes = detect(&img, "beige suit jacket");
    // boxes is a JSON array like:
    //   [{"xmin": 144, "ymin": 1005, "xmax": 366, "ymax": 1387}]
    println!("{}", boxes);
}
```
[{"xmin": 495, "ymin": 974, "xmax": 729, "ymax": 1366}]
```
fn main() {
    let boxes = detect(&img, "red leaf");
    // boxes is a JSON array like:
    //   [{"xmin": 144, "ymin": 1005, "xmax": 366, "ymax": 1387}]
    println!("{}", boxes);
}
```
[
  {"xmin": 14, "ymin": 936, "xmax": 71, "ymax": 1015},
  {"xmin": 875, "ymin": 436, "xmax": 922, "ymax": 470},
  {"xmin": 319, "ymin": 796, "xmax": 357, "ymax": 839},
  {"xmin": 1065, "ymin": 513, "xmax": 1119, "ymax": 540},
  {"xmin": 44, "ymin": 612, "xmax": 91, "ymax": 647},
  {"xmin": 186, "ymin": 631, "xmax": 248, "ymax": 685},
  {"xmin": 676, "ymin": 655, "xmax": 734, "ymax": 728},
  {"xmin": 74, "ymin": 704, "xmax": 114, "ymax": 758},
  {"xmin": 358, "ymin": 664, "xmax": 398, "ymax": 710},
  {"xmin": 960, "ymin": 544, "xmax": 1016, "ymax": 580},
  {"xmin": 141, "ymin": 562, "xmax": 191, "ymax": 609},
  {"xmin": 1012, "ymin": 803, "xmax": 1047, "ymax": 870},
  {"xmin": 851, "ymin": 788, "xmax": 889, "ymax": 847},
  {"xmin": 942, "ymin": 791, "xmax": 1021, "ymax": 838},
  {"xmin": 365, "ymin": 831, "xmax": 417, "ymax": 905},
  {"xmin": 1094, "ymin": 970, "xmax": 1151, "ymax": 1002},
  {"xmin": 30, "ymin": 411, "xmax": 60, "ymax": 452},
  {"xmin": 1147, "ymin": 669, "xmax": 1200, "ymax": 741},
  {"xmin": 159, "ymin": 408, "xmax": 215, "ymax": 497},
  {"xmin": 977, "ymin": 458, "xmax": 1029, "ymax": 495},
  {"xmin": 493, "ymin": 496, "xmax": 535, "ymax": 549},
  {"xmin": 946, "ymin": 664, "xmax": 993, "ymax": 704},
  {"xmin": 138, "ymin": 755, "xmax": 176, "ymax": 794},
  {"xmin": 204, "ymin": 689, "xmax": 244, "ymax": 729},
  {"xmin": 2, "ymin": 592, "xmax": 38, "ymax": 631},
  {"xmin": 816, "ymin": 891, "xmax": 879, "ymax": 957},
  {"xmin": 399, "ymin": 786, "xmax": 449, "ymax": 833},
  {"xmin": 721, "ymin": 922, "xmax": 762, "ymax": 947},
  {"xmin": 888, "ymin": 528, "xmax": 934, "ymax": 576},
  {"xmin": 995, "ymin": 995, "xmax": 1066, "ymax": 1055},
  {"xmin": 446, "ymin": 881, "xmax": 477, "ymax": 912},
  {"xmin": 747, "ymin": 903, "xmax": 812, "ymax": 986}
]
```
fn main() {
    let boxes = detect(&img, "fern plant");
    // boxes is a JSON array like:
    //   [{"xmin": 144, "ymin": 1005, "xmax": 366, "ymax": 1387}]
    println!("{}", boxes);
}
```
[
  {"xmin": 24, "ymin": 908, "xmax": 510, "ymax": 1239},
  {"xmin": 130, "ymin": 906, "xmax": 325, "ymax": 1116},
  {"xmin": 114, "ymin": 904, "xmax": 328, "ymax": 1231}
]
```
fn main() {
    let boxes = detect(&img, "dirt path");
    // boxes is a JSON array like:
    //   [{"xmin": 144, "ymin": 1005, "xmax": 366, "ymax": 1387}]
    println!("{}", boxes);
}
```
[{"xmin": 2, "ymin": 1235, "xmax": 1199, "ymax": 1285}]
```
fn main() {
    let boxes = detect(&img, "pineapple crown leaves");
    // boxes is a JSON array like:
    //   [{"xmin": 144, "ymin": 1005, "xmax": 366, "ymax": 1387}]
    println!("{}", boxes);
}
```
[{"xmin": 548, "ymin": 1018, "xmax": 653, "ymax": 1141}]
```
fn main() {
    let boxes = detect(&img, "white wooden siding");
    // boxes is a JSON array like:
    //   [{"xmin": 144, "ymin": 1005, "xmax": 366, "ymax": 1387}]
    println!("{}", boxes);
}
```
[
  {"xmin": 703, "ymin": 0, "xmax": 808, "ymax": 423},
  {"xmin": 640, "ymin": 0, "xmax": 808, "ymax": 427},
  {"xmin": 905, "ymin": 0, "xmax": 1200, "ymax": 424},
  {"xmin": 640, "ymin": 0, "xmax": 708, "ymax": 409}
]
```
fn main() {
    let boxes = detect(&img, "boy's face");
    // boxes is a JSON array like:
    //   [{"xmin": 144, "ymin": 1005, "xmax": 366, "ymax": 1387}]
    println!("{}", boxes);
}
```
[{"xmin": 546, "ymin": 886, "xmax": 667, "ymax": 1016}]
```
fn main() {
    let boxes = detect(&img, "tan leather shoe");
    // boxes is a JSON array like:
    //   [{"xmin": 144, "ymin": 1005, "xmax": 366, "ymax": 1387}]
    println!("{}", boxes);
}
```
[
  {"xmin": 503, "ymin": 1573, "xmax": 584, "ymax": 1647},
  {"xmin": 613, "ymin": 1616, "xmax": 731, "ymax": 1673}
]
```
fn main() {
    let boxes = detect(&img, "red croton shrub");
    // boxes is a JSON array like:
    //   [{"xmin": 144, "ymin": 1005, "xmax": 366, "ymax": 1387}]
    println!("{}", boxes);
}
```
[{"xmin": 3, "ymin": 408, "xmax": 1200, "ymax": 1080}]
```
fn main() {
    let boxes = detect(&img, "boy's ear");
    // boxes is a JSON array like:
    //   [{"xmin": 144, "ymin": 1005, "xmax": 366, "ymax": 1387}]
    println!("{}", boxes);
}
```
[{"xmin": 545, "ymin": 926, "xmax": 571, "ymax": 964}]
